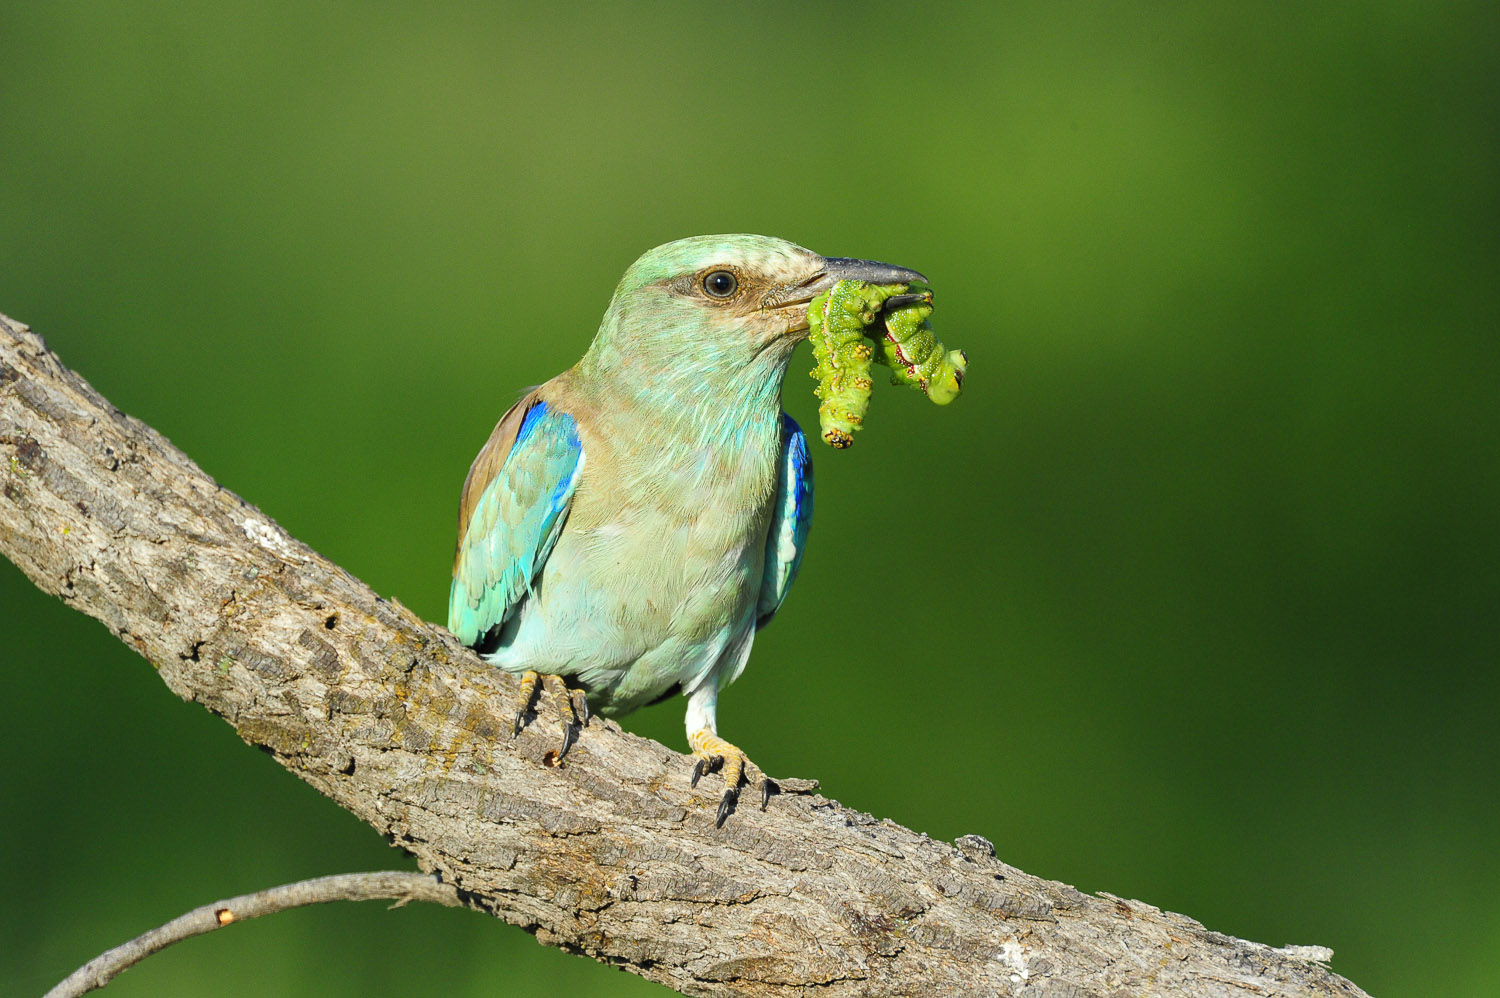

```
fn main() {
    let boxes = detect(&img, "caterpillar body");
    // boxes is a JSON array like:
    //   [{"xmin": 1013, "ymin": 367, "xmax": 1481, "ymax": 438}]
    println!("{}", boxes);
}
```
[
  {"xmin": 807, "ymin": 281, "xmax": 895, "ymax": 448},
  {"xmin": 872, "ymin": 285, "xmax": 967, "ymax": 405},
  {"xmin": 807, "ymin": 279, "xmax": 968, "ymax": 448}
]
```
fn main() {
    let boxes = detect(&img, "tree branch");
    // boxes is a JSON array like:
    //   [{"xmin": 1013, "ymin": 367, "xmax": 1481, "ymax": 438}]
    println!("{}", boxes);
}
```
[
  {"xmin": 0, "ymin": 311, "xmax": 1370, "ymax": 998},
  {"xmin": 45, "ymin": 871, "xmax": 462, "ymax": 998}
]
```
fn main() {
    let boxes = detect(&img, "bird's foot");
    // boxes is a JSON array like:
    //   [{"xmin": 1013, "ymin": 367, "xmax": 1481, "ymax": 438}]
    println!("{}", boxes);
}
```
[
  {"xmin": 514, "ymin": 670, "xmax": 590, "ymax": 759},
  {"xmin": 688, "ymin": 730, "xmax": 773, "ymax": 828}
]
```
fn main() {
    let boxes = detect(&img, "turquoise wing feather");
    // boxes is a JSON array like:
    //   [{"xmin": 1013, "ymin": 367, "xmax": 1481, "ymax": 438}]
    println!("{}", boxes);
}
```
[
  {"xmin": 757, "ymin": 413, "xmax": 813, "ymax": 627},
  {"xmin": 448, "ymin": 398, "xmax": 583, "ymax": 648}
]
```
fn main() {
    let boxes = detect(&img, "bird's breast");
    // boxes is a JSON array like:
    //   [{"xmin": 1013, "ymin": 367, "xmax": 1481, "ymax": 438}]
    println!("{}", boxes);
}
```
[
  {"xmin": 560, "ymin": 420, "xmax": 781, "ymax": 640},
  {"xmin": 502, "ymin": 381, "xmax": 787, "ymax": 708}
]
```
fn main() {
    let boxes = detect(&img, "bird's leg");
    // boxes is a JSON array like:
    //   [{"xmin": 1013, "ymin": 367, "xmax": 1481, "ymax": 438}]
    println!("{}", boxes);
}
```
[
  {"xmin": 685, "ymin": 685, "xmax": 771, "ymax": 826},
  {"xmin": 513, "ymin": 670, "xmax": 541, "ymax": 737},
  {"xmin": 547, "ymin": 674, "xmax": 590, "ymax": 759},
  {"xmin": 513, "ymin": 670, "xmax": 590, "ymax": 759}
]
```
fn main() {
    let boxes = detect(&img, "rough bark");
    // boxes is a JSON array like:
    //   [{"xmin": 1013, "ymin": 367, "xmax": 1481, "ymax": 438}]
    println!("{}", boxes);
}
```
[{"xmin": 0, "ymin": 311, "xmax": 1371, "ymax": 998}]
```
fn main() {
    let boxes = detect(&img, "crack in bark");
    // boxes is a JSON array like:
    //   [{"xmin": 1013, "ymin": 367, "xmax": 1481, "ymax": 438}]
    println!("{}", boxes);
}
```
[{"xmin": 0, "ymin": 312, "xmax": 1371, "ymax": 998}]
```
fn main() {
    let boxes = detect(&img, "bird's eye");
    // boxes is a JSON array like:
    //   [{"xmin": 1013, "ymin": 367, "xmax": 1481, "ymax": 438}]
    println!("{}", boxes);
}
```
[{"xmin": 702, "ymin": 270, "xmax": 738, "ymax": 299}]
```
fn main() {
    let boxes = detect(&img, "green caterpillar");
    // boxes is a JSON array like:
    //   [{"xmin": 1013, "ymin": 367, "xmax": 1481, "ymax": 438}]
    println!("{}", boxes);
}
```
[
  {"xmin": 807, "ymin": 279, "xmax": 967, "ymax": 448},
  {"xmin": 807, "ymin": 280, "xmax": 894, "ymax": 448},
  {"xmin": 871, "ymin": 284, "xmax": 967, "ymax": 405}
]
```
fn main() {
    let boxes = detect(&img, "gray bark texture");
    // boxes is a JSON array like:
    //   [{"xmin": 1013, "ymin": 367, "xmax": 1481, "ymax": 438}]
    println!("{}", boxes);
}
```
[{"xmin": 0, "ymin": 312, "xmax": 1372, "ymax": 998}]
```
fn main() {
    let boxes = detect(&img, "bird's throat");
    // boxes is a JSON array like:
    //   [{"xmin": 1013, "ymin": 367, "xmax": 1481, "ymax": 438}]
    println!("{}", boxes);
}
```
[{"xmin": 584, "ymin": 333, "xmax": 795, "ymax": 454}]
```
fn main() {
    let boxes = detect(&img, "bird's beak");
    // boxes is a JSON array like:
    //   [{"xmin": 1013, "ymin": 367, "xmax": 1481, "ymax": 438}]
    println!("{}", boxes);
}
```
[
  {"xmin": 817, "ymin": 257, "xmax": 929, "ymax": 288},
  {"xmin": 765, "ymin": 256, "xmax": 929, "ymax": 328}
]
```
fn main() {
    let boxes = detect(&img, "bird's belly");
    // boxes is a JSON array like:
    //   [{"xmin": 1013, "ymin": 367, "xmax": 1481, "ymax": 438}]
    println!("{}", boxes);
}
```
[{"xmin": 484, "ymin": 502, "xmax": 768, "ymax": 715}]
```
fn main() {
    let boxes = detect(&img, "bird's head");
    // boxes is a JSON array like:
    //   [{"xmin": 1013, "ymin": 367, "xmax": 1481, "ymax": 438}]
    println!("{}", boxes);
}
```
[{"xmin": 582, "ymin": 234, "xmax": 926, "ymax": 381}]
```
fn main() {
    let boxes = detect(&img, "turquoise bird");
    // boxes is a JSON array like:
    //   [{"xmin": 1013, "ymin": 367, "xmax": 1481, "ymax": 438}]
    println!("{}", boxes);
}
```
[{"xmin": 448, "ymin": 234, "xmax": 924, "ymax": 825}]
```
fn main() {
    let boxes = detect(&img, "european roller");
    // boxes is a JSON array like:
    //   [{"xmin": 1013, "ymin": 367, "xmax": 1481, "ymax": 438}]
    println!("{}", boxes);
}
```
[{"xmin": 448, "ymin": 234, "xmax": 925, "ymax": 825}]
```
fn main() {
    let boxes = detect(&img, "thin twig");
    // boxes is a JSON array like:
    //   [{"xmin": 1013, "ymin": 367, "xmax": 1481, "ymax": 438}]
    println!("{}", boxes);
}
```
[{"xmin": 46, "ymin": 872, "xmax": 463, "ymax": 998}]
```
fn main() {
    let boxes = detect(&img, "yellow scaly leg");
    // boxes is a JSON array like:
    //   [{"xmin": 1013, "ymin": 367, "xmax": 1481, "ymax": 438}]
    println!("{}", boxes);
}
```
[
  {"xmin": 689, "ymin": 729, "xmax": 773, "ymax": 827},
  {"xmin": 513, "ymin": 670, "xmax": 590, "ymax": 759}
]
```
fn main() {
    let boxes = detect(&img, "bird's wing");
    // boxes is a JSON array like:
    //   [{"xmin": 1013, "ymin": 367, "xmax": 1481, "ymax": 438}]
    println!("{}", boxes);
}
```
[
  {"xmin": 756, "ymin": 412, "xmax": 814, "ymax": 628},
  {"xmin": 448, "ymin": 391, "xmax": 584, "ymax": 647}
]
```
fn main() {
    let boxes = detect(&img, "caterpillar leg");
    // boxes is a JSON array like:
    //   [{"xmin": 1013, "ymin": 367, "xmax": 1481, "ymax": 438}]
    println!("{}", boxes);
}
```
[
  {"xmin": 689, "ymin": 728, "xmax": 773, "ymax": 828},
  {"xmin": 513, "ymin": 670, "xmax": 590, "ymax": 759}
]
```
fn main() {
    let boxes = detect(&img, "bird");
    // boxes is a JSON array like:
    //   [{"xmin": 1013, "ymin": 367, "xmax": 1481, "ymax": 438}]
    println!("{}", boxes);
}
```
[{"xmin": 447, "ymin": 234, "xmax": 926, "ymax": 825}]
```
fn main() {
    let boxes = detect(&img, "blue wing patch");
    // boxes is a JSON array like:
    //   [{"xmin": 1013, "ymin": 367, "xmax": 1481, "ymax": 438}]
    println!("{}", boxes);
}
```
[
  {"xmin": 448, "ymin": 399, "xmax": 583, "ymax": 648},
  {"xmin": 757, "ymin": 412, "xmax": 813, "ymax": 627}
]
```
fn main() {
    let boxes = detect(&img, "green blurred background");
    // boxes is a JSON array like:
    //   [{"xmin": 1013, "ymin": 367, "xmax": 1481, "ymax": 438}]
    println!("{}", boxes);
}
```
[{"xmin": 2, "ymin": 2, "xmax": 1495, "ymax": 995}]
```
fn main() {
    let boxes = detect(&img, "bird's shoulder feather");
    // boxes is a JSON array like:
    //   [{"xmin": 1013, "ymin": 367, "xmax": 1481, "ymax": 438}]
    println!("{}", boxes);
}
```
[
  {"xmin": 454, "ymin": 388, "xmax": 543, "ymax": 567},
  {"xmin": 448, "ymin": 388, "xmax": 584, "ymax": 647}
]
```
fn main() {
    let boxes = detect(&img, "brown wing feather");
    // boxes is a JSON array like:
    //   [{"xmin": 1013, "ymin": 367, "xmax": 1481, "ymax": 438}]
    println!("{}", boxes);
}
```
[{"xmin": 453, "ymin": 389, "xmax": 544, "ymax": 572}]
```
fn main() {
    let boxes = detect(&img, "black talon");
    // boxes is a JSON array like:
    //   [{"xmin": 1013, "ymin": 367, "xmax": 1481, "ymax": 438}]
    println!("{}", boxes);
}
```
[
  {"xmin": 512, "ymin": 709, "xmax": 525, "ymax": 738},
  {"xmin": 760, "ymin": 779, "xmax": 774, "ymax": 811},
  {"xmin": 690, "ymin": 758, "xmax": 707, "ymax": 788},
  {"xmin": 575, "ymin": 690, "xmax": 591, "ymax": 727},
  {"xmin": 557, "ymin": 720, "xmax": 576, "ymax": 760},
  {"xmin": 716, "ymin": 787, "xmax": 739, "ymax": 828}
]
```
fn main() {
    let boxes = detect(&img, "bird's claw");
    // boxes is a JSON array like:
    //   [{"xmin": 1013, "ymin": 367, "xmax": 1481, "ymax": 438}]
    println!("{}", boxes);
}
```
[
  {"xmin": 716, "ymin": 786, "xmax": 739, "ymax": 828},
  {"xmin": 688, "ymin": 730, "xmax": 770, "ymax": 827},
  {"xmin": 513, "ymin": 670, "xmax": 590, "ymax": 759}
]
